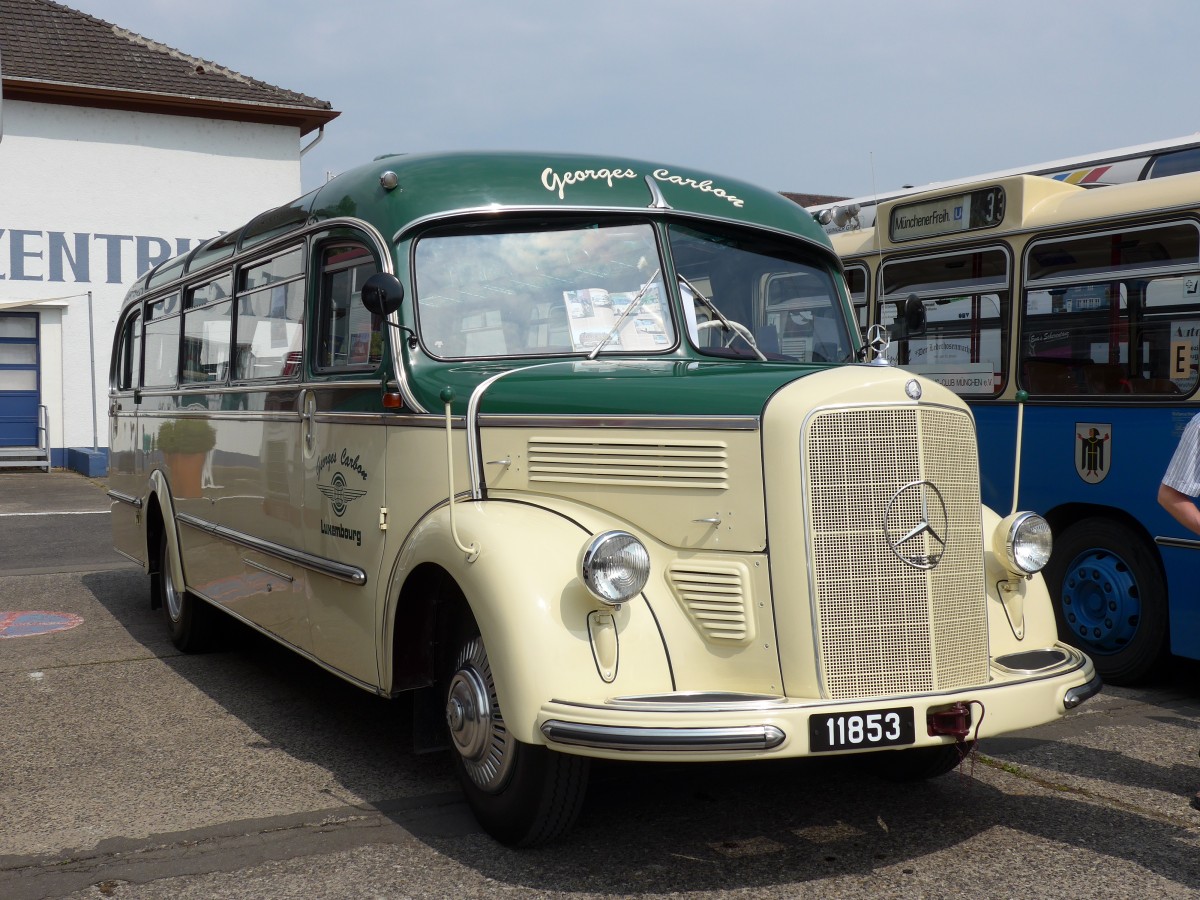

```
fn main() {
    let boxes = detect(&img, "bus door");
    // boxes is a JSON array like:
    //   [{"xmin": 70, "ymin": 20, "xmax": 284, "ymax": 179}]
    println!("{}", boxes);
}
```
[
  {"xmin": 109, "ymin": 306, "xmax": 144, "ymax": 562},
  {"xmin": 302, "ymin": 238, "xmax": 389, "ymax": 687},
  {"xmin": 222, "ymin": 249, "xmax": 309, "ymax": 649}
]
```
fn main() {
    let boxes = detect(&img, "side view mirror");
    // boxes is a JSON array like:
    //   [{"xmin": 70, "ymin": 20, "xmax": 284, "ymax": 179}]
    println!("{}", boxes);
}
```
[
  {"xmin": 887, "ymin": 293, "xmax": 927, "ymax": 340},
  {"xmin": 903, "ymin": 293, "xmax": 926, "ymax": 336},
  {"xmin": 361, "ymin": 272, "xmax": 404, "ymax": 316}
]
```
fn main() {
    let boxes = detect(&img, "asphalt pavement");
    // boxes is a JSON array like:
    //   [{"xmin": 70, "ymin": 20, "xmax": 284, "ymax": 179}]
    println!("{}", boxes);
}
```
[
  {"xmin": 3, "ymin": 470, "xmax": 1200, "ymax": 898},
  {"xmin": 0, "ymin": 470, "xmax": 130, "ymax": 575}
]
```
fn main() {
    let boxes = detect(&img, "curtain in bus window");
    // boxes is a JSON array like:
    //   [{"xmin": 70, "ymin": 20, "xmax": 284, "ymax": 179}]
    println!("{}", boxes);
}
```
[
  {"xmin": 879, "ymin": 248, "xmax": 1009, "ymax": 397},
  {"xmin": 1023, "ymin": 221, "xmax": 1200, "ymax": 396}
]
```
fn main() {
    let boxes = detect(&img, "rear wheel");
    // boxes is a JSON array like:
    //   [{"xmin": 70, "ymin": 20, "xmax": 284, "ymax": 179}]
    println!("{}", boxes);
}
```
[
  {"xmin": 1045, "ymin": 518, "xmax": 1167, "ymax": 684},
  {"xmin": 444, "ymin": 633, "xmax": 589, "ymax": 846},
  {"xmin": 156, "ymin": 529, "xmax": 215, "ymax": 653}
]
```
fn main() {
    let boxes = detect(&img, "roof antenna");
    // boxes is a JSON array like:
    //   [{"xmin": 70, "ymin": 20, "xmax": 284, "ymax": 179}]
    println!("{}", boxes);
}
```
[{"xmin": 869, "ymin": 152, "xmax": 889, "ymax": 360}]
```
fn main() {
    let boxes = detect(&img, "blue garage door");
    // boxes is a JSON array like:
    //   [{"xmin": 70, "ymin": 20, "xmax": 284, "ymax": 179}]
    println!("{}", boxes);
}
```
[{"xmin": 0, "ymin": 314, "xmax": 40, "ymax": 448}]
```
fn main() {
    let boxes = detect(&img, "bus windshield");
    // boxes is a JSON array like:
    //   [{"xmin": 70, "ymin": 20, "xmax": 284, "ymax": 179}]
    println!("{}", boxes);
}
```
[
  {"xmin": 412, "ymin": 217, "xmax": 854, "ymax": 362},
  {"xmin": 668, "ymin": 222, "xmax": 854, "ymax": 363},
  {"xmin": 413, "ymin": 220, "xmax": 673, "ymax": 358}
]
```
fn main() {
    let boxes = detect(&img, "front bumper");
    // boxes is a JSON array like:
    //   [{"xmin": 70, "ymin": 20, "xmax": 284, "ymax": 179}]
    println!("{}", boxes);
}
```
[{"xmin": 538, "ymin": 643, "xmax": 1099, "ymax": 761}]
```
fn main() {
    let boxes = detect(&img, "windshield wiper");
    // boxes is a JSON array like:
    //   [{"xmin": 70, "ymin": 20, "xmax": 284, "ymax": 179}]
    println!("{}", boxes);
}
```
[
  {"xmin": 678, "ymin": 274, "xmax": 767, "ymax": 361},
  {"xmin": 586, "ymin": 267, "xmax": 661, "ymax": 360}
]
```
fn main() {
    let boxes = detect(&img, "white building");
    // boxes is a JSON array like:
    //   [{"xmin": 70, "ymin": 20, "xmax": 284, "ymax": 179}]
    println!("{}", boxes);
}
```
[{"xmin": 0, "ymin": 0, "xmax": 337, "ymax": 473}]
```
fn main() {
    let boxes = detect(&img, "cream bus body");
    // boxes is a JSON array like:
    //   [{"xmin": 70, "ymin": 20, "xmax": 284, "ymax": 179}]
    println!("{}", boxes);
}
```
[{"xmin": 109, "ymin": 152, "xmax": 1099, "ymax": 845}]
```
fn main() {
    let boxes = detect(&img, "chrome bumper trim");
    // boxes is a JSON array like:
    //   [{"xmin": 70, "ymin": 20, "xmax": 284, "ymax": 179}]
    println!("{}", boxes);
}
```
[
  {"xmin": 541, "ymin": 720, "xmax": 786, "ymax": 752},
  {"xmin": 1063, "ymin": 672, "xmax": 1103, "ymax": 710}
]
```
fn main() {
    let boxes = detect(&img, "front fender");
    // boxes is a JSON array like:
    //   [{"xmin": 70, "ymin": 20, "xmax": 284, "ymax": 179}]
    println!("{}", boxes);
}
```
[
  {"xmin": 386, "ymin": 499, "xmax": 674, "ymax": 743},
  {"xmin": 982, "ymin": 505, "xmax": 1060, "ymax": 652}
]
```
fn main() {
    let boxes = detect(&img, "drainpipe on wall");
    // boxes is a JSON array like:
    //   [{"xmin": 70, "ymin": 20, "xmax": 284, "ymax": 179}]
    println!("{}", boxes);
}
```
[
  {"xmin": 87, "ymin": 291, "xmax": 98, "ymax": 451},
  {"xmin": 299, "ymin": 124, "xmax": 324, "ymax": 158}
]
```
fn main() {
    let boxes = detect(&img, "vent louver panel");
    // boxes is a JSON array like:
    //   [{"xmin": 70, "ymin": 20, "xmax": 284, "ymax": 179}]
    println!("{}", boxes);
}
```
[
  {"xmin": 528, "ymin": 438, "xmax": 727, "ymax": 489},
  {"xmin": 667, "ymin": 561, "xmax": 750, "ymax": 641},
  {"xmin": 804, "ymin": 405, "xmax": 988, "ymax": 700}
]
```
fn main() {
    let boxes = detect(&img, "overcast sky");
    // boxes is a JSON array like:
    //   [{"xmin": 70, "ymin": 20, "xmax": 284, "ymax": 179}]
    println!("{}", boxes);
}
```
[{"xmin": 62, "ymin": 0, "xmax": 1200, "ymax": 200}]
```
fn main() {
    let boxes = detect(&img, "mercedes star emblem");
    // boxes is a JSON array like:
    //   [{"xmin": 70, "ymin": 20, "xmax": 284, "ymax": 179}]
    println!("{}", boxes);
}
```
[{"xmin": 883, "ymin": 480, "xmax": 949, "ymax": 570}]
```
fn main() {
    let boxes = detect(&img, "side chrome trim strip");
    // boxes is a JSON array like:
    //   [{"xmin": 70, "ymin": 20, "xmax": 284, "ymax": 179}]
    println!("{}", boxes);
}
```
[
  {"xmin": 477, "ymin": 414, "xmax": 760, "ymax": 431},
  {"xmin": 175, "ymin": 512, "xmax": 367, "ymax": 586},
  {"xmin": 541, "ymin": 721, "xmax": 786, "ymax": 752},
  {"xmin": 1155, "ymin": 535, "xmax": 1200, "ymax": 550},
  {"xmin": 107, "ymin": 490, "xmax": 143, "ymax": 509}
]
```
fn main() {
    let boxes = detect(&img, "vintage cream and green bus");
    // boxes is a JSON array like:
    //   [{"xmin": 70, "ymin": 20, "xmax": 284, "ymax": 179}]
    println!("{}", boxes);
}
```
[{"xmin": 108, "ymin": 151, "xmax": 1099, "ymax": 846}]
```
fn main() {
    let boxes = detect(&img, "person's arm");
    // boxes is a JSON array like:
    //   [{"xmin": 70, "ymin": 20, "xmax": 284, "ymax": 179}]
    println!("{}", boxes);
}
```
[{"xmin": 1158, "ymin": 482, "xmax": 1200, "ymax": 536}]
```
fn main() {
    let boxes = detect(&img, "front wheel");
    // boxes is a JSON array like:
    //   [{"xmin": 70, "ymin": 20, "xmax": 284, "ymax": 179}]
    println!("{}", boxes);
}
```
[
  {"xmin": 444, "ymin": 634, "xmax": 589, "ymax": 846},
  {"xmin": 1045, "ymin": 518, "xmax": 1167, "ymax": 685}
]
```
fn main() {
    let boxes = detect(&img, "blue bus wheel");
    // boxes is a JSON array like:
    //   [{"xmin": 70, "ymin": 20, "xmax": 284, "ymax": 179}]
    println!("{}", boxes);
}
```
[{"xmin": 1045, "ymin": 518, "xmax": 1167, "ymax": 685}]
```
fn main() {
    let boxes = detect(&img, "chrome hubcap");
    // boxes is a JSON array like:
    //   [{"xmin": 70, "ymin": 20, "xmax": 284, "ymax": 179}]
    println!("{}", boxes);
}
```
[
  {"xmin": 163, "ymin": 545, "xmax": 183, "ymax": 622},
  {"xmin": 445, "ymin": 637, "xmax": 514, "ymax": 793}
]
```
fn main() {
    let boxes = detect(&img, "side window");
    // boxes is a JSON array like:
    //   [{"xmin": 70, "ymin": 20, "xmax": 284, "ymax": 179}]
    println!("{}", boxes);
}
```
[
  {"xmin": 233, "ymin": 247, "xmax": 305, "ymax": 381},
  {"xmin": 843, "ymin": 263, "xmax": 869, "ymax": 330},
  {"xmin": 314, "ymin": 243, "xmax": 383, "ymax": 371},
  {"xmin": 181, "ymin": 273, "xmax": 233, "ymax": 385},
  {"xmin": 1022, "ymin": 221, "xmax": 1200, "ymax": 397},
  {"xmin": 762, "ymin": 270, "xmax": 850, "ymax": 362},
  {"xmin": 879, "ymin": 247, "xmax": 1010, "ymax": 397},
  {"xmin": 116, "ymin": 310, "xmax": 141, "ymax": 391},
  {"xmin": 143, "ymin": 292, "xmax": 181, "ymax": 387}
]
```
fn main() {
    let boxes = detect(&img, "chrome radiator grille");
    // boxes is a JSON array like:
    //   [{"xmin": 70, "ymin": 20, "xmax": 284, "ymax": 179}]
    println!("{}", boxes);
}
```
[{"xmin": 804, "ymin": 405, "xmax": 988, "ymax": 700}]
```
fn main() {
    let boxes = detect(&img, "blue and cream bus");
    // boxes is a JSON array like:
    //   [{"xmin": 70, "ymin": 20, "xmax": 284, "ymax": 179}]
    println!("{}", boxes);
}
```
[
  {"xmin": 829, "ymin": 169, "xmax": 1200, "ymax": 684},
  {"xmin": 811, "ymin": 132, "xmax": 1200, "ymax": 242}
]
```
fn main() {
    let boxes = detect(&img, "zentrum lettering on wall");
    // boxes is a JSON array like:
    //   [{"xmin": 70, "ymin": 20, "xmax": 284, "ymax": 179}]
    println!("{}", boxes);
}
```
[{"xmin": 0, "ymin": 228, "xmax": 203, "ymax": 284}]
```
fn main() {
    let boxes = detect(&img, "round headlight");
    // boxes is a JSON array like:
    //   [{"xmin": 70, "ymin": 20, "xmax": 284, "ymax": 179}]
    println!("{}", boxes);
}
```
[
  {"xmin": 1006, "ymin": 512, "xmax": 1052, "ymax": 574},
  {"xmin": 581, "ymin": 531, "xmax": 650, "ymax": 605}
]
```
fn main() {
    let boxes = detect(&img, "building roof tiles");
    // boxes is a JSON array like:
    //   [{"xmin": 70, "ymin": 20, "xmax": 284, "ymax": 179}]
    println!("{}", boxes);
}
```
[{"xmin": 0, "ymin": 0, "xmax": 336, "ymax": 133}]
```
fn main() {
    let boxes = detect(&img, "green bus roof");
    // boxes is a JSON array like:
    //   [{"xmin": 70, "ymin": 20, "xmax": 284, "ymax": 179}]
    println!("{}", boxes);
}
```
[{"xmin": 305, "ymin": 151, "xmax": 833, "ymax": 247}]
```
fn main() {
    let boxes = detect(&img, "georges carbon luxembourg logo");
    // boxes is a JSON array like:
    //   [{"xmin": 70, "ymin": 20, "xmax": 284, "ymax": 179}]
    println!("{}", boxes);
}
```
[
  {"xmin": 318, "ymin": 470, "xmax": 366, "ymax": 517},
  {"xmin": 883, "ymin": 480, "xmax": 949, "ymax": 570},
  {"xmin": 316, "ymin": 450, "xmax": 369, "ymax": 548}
]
